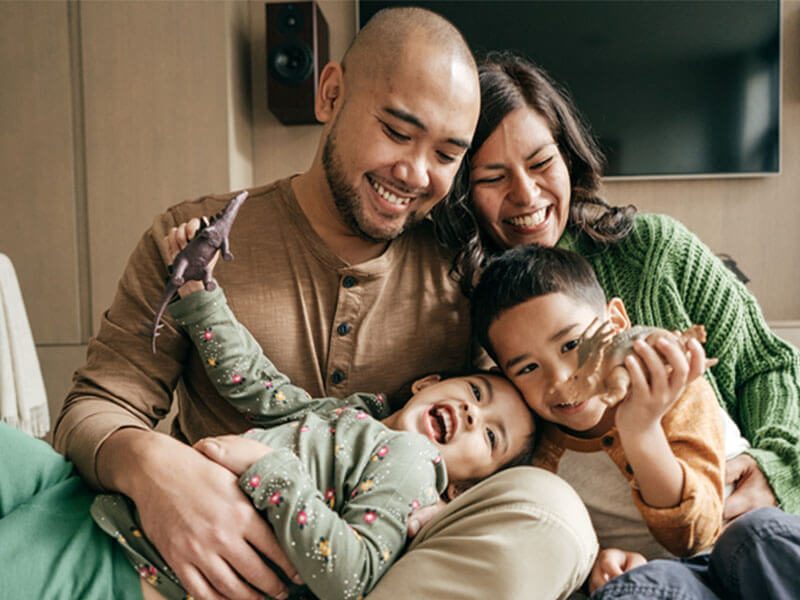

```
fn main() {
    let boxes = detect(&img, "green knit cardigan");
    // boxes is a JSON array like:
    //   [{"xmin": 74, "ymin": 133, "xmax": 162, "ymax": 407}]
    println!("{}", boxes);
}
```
[{"xmin": 558, "ymin": 213, "xmax": 800, "ymax": 513}]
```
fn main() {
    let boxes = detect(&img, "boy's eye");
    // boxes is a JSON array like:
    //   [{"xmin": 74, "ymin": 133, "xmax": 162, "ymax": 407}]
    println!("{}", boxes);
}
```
[
  {"xmin": 562, "ymin": 339, "xmax": 579, "ymax": 353},
  {"xmin": 516, "ymin": 362, "xmax": 538, "ymax": 376},
  {"xmin": 486, "ymin": 428, "xmax": 496, "ymax": 450},
  {"xmin": 470, "ymin": 382, "xmax": 481, "ymax": 401}
]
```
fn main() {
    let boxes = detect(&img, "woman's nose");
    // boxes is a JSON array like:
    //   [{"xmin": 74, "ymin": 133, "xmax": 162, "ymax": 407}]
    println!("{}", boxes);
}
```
[{"xmin": 509, "ymin": 174, "xmax": 540, "ymax": 206}]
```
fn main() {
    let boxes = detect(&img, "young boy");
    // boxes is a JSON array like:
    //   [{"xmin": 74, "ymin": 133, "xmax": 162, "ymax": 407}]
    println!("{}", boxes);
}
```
[
  {"xmin": 87, "ymin": 225, "xmax": 537, "ymax": 600},
  {"xmin": 471, "ymin": 244, "xmax": 800, "ymax": 599}
]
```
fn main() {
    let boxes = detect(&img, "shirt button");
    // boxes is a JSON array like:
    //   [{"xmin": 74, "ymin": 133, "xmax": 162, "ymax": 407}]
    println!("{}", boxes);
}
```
[
  {"xmin": 602, "ymin": 436, "xmax": 614, "ymax": 447},
  {"xmin": 342, "ymin": 276, "xmax": 357, "ymax": 288},
  {"xmin": 331, "ymin": 370, "xmax": 345, "ymax": 385},
  {"xmin": 337, "ymin": 322, "xmax": 351, "ymax": 335}
]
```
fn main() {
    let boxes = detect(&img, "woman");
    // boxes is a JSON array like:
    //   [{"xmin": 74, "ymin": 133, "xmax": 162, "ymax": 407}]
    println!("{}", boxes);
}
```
[{"xmin": 433, "ymin": 50, "xmax": 800, "ymax": 519}]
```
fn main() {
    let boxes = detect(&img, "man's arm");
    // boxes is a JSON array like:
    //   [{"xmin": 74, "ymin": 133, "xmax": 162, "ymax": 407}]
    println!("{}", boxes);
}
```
[{"xmin": 54, "ymin": 200, "xmax": 299, "ymax": 600}]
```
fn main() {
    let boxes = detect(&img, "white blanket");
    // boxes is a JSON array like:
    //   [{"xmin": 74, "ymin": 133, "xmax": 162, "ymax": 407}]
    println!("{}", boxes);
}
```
[{"xmin": 0, "ymin": 253, "xmax": 49, "ymax": 437}]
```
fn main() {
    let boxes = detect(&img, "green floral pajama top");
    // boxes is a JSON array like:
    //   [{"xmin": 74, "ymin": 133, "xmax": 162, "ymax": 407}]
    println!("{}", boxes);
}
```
[{"xmin": 92, "ymin": 286, "xmax": 447, "ymax": 600}]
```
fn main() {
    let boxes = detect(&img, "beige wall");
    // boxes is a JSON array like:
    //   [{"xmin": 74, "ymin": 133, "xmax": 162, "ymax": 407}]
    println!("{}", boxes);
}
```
[{"xmin": 1, "ymin": 0, "xmax": 798, "ymax": 439}]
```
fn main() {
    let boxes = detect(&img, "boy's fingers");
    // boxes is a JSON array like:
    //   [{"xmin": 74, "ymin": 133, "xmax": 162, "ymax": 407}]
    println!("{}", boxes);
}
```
[{"xmin": 685, "ymin": 338, "xmax": 707, "ymax": 380}]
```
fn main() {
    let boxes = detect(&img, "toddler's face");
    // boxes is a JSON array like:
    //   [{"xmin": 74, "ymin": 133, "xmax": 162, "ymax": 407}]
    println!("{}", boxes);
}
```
[
  {"xmin": 390, "ymin": 373, "xmax": 534, "ymax": 482},
  {"xmin": 488, "ymin": 292, "xmax": 616, "ymax": 437}
]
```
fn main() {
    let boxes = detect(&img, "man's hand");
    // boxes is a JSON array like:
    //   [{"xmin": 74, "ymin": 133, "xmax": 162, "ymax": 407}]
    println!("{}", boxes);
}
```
[
  {"xmin": 724, "ymin": 454, "xmax": 777, "ymax": 521},
  {"xmin": 98, "ymin": 429, "xmax": 299, "ymax": 600},
  {"xmin": 588, "ymin": 548, "xmax": 647, "ymax": 594},
  {"xmin": 194, "ymin": 434, "xmax": 275, "ymax": 476},
  {"xmin": 407, "ymin": 499, "xmax": 446, "ymax": 539}
]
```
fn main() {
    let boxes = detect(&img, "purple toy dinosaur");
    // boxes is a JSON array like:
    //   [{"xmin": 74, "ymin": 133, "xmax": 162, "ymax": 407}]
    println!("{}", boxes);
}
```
[{"xmin": 148, "ymin": 190, "xmax": 248, "ymax": 352}]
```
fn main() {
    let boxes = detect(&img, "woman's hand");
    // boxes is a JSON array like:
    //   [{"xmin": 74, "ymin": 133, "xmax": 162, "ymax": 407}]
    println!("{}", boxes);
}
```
[
  {"xmin": 724, "ymin": 454, "xmax": 777, "ymax": 521},
  {"xmin": 588, "ymin": 547, "xmax": 647, "ymax": 594},
  {"xmin": 164, "ymin": 217, "xmax": 219, "ymax": 297}
]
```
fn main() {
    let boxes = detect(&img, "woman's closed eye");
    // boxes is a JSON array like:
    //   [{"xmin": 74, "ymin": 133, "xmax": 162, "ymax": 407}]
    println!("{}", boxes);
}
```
[
  {"xmin": 529, "ymin": 156, "xmax": 553, "ymax": 170},
  {"xmin": 472, "ymin": 173, "xmax": 504, "ymax": 185}
]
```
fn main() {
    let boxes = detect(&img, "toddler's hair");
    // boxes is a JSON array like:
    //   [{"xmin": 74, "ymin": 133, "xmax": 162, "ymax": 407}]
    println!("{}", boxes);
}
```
[{"xmin": 471, "ymin": 245, "xmax": 607, "ymax": 362}]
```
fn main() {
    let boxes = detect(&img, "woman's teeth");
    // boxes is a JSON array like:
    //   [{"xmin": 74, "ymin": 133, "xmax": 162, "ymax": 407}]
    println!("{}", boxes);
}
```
[
  {"xmin": 507, "ymin": 206, "xmax": 548, "ymax": 227},
  {"xmin": 371, "ymin": 179, "xmax": 412, "ymax": 205}
]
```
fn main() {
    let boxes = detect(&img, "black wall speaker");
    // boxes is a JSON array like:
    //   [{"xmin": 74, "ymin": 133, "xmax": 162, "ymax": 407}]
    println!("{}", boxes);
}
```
[{"xmin": 266, "ymin": 2, "xmax": 329, "ymax": 125}]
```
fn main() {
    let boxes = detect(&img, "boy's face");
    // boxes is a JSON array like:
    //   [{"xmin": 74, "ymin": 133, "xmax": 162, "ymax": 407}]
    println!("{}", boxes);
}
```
[
  {"xmin": 488, "ymin": 292, "xmax": 627, "ymax": 437},
  {"xmin": 387, "ymin": 373, "xmax": 534, "ymax": 482}
]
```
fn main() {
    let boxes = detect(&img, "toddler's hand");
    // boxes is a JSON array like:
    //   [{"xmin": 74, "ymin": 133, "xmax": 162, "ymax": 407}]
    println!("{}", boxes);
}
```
[
  {"xmin": 589, "ymin": 547, "xmax": 647, "ymax": 594},
  {"xmin": 615, "ymin": 334, "xmax": 689, "ymax": 432},
  {"xmin": 164, "ymin": 217, "xmax": 220, "ymax": 297},
  {"xmin": 194, "ymin": 434, "xmax": 273, "ymax": 476}
]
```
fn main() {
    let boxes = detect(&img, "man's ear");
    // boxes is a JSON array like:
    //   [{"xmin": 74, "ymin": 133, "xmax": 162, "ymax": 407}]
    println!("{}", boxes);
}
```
[
  {"xmin": 606, "ymin": 297, "xmax": 631, "ymax": 332},
  {"xmin": 411, "ymin": 374, "xmax": 442, "ymax": 394},
  {"xmin": 315, "ymin": 62, "xmax": 343, "ymax": 123}
]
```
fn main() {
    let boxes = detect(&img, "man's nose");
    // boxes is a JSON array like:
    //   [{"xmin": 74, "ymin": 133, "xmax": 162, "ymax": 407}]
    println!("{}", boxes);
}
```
[{"xmin": 392, "ymin": 150, "xmax": 430, "ymax": 191}]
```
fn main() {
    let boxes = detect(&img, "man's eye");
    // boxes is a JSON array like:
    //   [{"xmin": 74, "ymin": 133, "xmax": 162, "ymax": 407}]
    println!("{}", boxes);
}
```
[
  {"xmin": 383, "ymin": 124, "xmax": 410, "ymax": 142},
  {"xmin": 470, "ymin": 382, "xmax": 481, "ymax": 401},
  {"xmin": 562, "ymin": 339, "xmax": 579, "ymax": 353},
  {"xmin": 486, "ymin": 428, "xmax": 496, "ymax": 450},
  {"xmin": 436, "ymin": 150, "xmax": 456, "ymax": 164},
  {"xmin": 516, "ymin": 363, "xmax": 538, "ymax": 376}
]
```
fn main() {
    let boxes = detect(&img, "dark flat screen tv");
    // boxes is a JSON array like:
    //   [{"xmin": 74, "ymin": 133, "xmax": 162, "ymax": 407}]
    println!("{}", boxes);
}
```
[{"xmin": 357, "ymin": 1, "xmax": 781, "ymax": 179}]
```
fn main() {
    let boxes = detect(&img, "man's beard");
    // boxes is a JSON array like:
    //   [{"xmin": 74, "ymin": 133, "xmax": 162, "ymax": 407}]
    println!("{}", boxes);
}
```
[{"xmin": 322, "ymin": 126, "xmax": 422, "ymax": 243}]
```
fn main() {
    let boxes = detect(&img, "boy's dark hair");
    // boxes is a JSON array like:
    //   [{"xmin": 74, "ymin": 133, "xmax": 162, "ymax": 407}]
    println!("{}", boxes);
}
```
[{"xmin": 471, "ymin": 245, "xmax": 607, "ymax": 363}]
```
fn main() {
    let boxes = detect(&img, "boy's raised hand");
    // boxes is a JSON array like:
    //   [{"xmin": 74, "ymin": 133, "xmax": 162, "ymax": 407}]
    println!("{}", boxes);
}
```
[
  {"xmin": 165, "ymin": 216, "xmax": 221, "ymax": 297},
  {"xmin": 588, "ymin": 547, "xmax": 647, "ymax": 594},
  {"xmin": 615, "ymin": 334, "xmax": 691, "ymax": 432}
]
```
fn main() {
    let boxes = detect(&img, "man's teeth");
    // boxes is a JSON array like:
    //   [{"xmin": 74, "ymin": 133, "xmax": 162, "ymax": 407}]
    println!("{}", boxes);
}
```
[
  {"xmin": 507, "ymin": 207, "xmax": 548, "ymax": 227},
  {"xmin": 371, "ymin": 179, "xmax": 412, "ymax": 205}
]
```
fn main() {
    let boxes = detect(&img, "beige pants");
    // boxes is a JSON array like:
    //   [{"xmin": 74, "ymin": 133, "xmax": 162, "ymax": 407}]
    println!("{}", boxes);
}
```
[{"xmin": 367, "ymin": 466, "xmax": 597, "ymax": 600}]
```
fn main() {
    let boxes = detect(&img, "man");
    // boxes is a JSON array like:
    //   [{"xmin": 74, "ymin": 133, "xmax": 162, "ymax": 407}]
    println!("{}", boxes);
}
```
[{"xmin": 55, "ymin": 8, "xmax": 596, "ymax": 600}]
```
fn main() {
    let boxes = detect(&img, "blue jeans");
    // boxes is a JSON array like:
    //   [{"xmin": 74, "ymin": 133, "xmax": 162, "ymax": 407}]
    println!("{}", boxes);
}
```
[{"xmin": 591, "ymin": 507, "xmax": 800, "ymax": 600}]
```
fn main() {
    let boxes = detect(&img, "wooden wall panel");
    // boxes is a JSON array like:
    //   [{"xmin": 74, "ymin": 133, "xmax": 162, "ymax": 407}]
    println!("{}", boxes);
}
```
[
  {"xmin": 80, "ymin": 0, "xmax": 235, "ymax": 331},
  {"xmin": 0, "ymin": 1, "xmax": 82, "ymax": 344}
]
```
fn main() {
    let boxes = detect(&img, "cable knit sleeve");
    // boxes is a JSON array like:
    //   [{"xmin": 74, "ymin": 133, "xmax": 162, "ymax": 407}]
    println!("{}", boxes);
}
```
[{"xmin": 620, "ymin": 215, "xmax": 800, "ymax": 513}]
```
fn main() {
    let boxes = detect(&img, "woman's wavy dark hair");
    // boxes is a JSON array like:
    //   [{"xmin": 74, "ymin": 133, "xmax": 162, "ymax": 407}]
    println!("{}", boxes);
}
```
[{"xmin": 433, "ymin": 51, "xmax": 636, "ymax": 296}]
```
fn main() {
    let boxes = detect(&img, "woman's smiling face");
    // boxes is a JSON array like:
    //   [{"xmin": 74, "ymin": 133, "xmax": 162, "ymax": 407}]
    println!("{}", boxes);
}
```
[{"xmin": 470, "ymin": 106, "xmax": 572, "ymax": 250}]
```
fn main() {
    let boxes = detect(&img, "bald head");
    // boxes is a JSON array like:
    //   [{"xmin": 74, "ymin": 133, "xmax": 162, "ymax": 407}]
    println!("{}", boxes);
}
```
[{"xmin": 343, "ymin": 7, "xmax": 476, "ymax": 86}]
